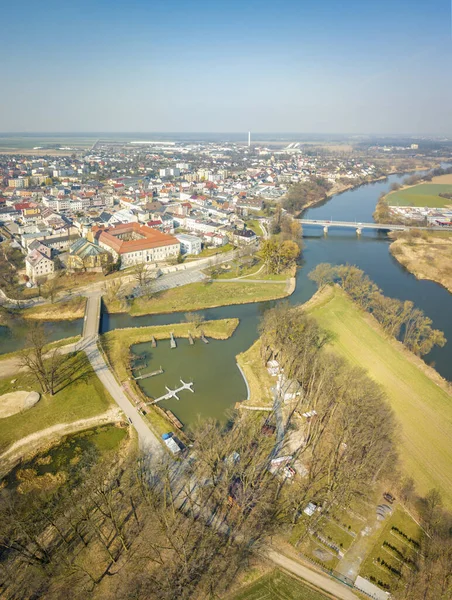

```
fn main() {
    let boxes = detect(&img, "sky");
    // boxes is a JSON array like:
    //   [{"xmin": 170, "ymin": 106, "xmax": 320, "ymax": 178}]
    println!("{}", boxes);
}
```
[{"xmin": 2, "ymin": 0, "xmax": 452, "ymax": 134}]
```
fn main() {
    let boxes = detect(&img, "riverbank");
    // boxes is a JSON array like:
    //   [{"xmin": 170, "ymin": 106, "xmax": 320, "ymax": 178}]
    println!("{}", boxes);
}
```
[
  {"xmin": 307, "ymin": 285, "xmax": 452, "ymax": 507},
  {"xmin": 103, "ymin": 279, "xmax": 292, "ymax": 316},
  {"xmin": 389, "ymin": 232, "xmax": 452, "ymax": 294},
  {"xmin": 21, "ymin": 296, "xmax": 87, "ymax": 320}
]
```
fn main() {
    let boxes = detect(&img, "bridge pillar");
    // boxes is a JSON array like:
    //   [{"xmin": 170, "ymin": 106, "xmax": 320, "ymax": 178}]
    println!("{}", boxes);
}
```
[
  {"xmin": 356, "ymin": 228, "xmax": 362, "ymax": 236},
  {"xmin": 323, "ymin": 226, "xmax": 328, "ymax": 234}
]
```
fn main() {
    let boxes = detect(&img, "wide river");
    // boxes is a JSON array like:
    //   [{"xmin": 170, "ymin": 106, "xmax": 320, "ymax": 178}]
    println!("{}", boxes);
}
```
[{"xmin": 2, "ymin": 172, "xmax": 451, "ymax": 427}]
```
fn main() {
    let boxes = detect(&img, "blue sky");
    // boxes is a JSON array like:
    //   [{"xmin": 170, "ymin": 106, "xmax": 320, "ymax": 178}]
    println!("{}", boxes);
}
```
[{"xmin": 2, "ymin": 0, "xmax": 451, "ymax": 133}]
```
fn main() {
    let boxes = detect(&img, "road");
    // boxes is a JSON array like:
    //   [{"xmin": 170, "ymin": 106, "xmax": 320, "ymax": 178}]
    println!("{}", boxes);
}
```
[
  {"xmin": 82, "ymin": 293, "xmax": 162, "ymax": 454},
  {"xmin": 0, "ymin": 247, "xmax": 240, "ymax": 309},
  {"xmin": 266, "ymin": 550, "xmax": 359, "ymax": 600}
]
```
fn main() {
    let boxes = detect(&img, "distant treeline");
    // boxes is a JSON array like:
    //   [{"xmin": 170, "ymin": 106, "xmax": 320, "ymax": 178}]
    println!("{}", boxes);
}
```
[{"xmin": 309, "ymin": 264, "xmax": 446, "ymax": 356}]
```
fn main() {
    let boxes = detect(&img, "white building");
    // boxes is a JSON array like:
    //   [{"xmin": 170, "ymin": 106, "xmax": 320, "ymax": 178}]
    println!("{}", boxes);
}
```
[
  {"xmin": 176, "ymin": 233, "xmax": 202, "ymax": 255},
  {"xmin": 25, "ymin": 247, "xmax": 54, "ymax": 283}
]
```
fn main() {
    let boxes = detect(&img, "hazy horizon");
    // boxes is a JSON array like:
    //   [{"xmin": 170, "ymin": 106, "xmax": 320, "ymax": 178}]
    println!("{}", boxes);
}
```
[{"xmin": 2, "ymin": 0, "xmax": 452, "ymax": 134}]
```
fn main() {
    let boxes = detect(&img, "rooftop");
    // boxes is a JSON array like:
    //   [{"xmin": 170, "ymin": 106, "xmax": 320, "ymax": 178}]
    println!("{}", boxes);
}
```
[{"xmin": 93, "ymin": 222, "xmax": 179, "ymax": 254}]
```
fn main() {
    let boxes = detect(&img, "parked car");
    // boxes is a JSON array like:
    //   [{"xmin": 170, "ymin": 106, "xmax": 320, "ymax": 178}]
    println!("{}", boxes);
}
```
[{"xmin": 383, "ymin": 492, "xmax": 396, "ymax": 504}]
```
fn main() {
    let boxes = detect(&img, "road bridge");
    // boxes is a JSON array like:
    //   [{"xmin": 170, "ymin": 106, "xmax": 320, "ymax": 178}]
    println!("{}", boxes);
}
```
[{"xmin": 299, "ymin": 219, "xmax": 451, "ymax": 235}]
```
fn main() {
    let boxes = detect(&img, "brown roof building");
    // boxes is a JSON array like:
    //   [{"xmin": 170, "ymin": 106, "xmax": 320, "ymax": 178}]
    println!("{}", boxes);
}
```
[{"xmin": 93, "ymin": 222, "xmax": 180, "ymax": 267}]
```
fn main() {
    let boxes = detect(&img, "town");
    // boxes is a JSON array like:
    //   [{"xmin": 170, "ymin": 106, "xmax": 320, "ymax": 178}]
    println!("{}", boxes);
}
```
[{"xmin": 0, "ymin": 138, "xmax": 444, "ymax": 288}]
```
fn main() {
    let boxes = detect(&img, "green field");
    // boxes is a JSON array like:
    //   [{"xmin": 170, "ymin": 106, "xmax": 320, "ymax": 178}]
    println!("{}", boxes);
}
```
[
  {"xmin": 387, "ymin": 183, "xmax": 452, "ymax": 208},
  {"xmin": 0, "ymin": 352, "xmax": 114, "ymax": 453},
  {"xmin": 104, "ymin": 280, "xmax": 289, "ymax": 316},
  {"xmin": 360, "ymin": 507, "xmax": 422, "ymax": 591},
  {"xmin": 232, "ymin": 570, "xmax": 331, "ymax": 600},
  {"xmin": 307, "ymin": 287, "xmax": 452, "ymax": 507}
]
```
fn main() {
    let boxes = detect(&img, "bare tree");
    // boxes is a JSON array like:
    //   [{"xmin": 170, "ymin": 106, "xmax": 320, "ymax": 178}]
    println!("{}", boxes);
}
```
[{"xmin": 19, "ymin": 323, "xmax": 67, "ymax": 395}]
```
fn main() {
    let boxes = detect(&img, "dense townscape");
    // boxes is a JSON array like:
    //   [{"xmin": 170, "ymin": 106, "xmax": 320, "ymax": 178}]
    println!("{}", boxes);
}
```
[{"xmin": 2, "ymin": 139, "xmax": 449, "ymax": 288}]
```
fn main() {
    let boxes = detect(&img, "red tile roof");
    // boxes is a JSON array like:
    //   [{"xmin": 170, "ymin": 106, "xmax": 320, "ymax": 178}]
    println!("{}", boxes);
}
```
[{"xmin": 93, "ymin": 222, "xmax": 179, "ymax": 255}]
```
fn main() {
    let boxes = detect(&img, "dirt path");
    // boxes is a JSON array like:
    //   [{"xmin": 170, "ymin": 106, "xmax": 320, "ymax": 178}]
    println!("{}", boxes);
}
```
[
  {"xmin": 0, "ymin": 406, "xmax": 122, "ymax": 476},
  {"xmin": 266, "ymin": 549, "xmax": 359, "ymax": 600}
]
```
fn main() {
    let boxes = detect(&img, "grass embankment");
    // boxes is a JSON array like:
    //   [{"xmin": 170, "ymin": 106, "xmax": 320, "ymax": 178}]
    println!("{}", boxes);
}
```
[
  {"xmin": 104, "ymin": 280, "xmax": 289, "ymax": 316},
  {"xmin": 236, "ymin": 341, "xmax": 274, "ymax": 406},
  {"xmin": 215, "ymin": 257, "xmax": 294, "ymax": 281},
  {"xmin": 0, "ymin": 351, "xmax": 115, "ymax": 454},
  {"xmin": 101, "ymin": 319, "xmax": 239, "ymax": 382},
  {"xmin": 22, "ymin": 296, "xmax": 87, "ymax": 320},
  {"xmin": 307, "ymin": 286, "xmax": 452, "ymax": 506},
  {"xmin": 386, "ymin": 182, "xmax": 452, "ymax": 208},
  {"xmin": 390, "ymin": 231, "xmax": 452, "ymax": 293},
  {"xmin": 231, "ymin": 569, "xmax": 332, "ymax": 600},
  {"xmin": 0, "ymin": 335, "xmax": 81, "ymax": 364}
]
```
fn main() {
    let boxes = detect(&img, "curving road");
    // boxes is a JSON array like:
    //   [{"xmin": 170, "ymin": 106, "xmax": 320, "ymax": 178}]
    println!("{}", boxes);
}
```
[{"xmin": 82, "ymin": 293, "xmax": 162, "ymax": 454}]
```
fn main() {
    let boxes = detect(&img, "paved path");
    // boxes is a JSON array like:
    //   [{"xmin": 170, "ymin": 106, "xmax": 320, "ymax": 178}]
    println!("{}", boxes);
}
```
[
  {"xmin": 0, "ymin": 248, "xmax": 240, "ymax": 309},
  {"xmin": 266, "ymin": 550, "xmax": 359, "ymax": 600},
  {"xmin": 83, "ymin": 293, "xmax": 162, "ymax": 454},
  {"xmin": 212, "ymin": 278, "xmax": 287, "ymax": 284}
]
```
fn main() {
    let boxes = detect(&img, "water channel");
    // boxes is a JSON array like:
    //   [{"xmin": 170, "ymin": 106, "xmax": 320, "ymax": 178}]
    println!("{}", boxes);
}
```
[
  {"xmin": 2, "ymin": 171, "xmax": 451, "ymax": 427},
  {"xmin": 102, "ymin": 172, "xmax": 452, "ymax": 427}
]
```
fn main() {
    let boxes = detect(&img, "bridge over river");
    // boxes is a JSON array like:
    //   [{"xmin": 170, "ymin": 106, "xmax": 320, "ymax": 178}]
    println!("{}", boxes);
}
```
[{"xmin": 299, "ymin": 219, "xmax": 450, "ymax": 235}]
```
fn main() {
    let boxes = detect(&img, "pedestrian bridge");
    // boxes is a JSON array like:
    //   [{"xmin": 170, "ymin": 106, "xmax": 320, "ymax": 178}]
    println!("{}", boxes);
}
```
[{"xmin": 299, "ymin": 219, "xmax": 444, "ymax": 235}]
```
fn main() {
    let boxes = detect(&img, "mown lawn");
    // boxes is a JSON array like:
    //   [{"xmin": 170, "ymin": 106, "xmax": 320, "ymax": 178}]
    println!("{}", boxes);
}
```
[
  {"xmin": 101, "ymin": 319, "xmax": 239, "ymax": 381},
  {"xmin": 0, "ymin": 352, "xmax": 114, "ymax": 453},
  {"xmin": 231, "ymin": 569, "xmax": 332, "ymax": 600},
  {"xmin": 387, "ymin": 183, "xmax": 452, "ymax": 207},
  {"xmin": 359, "ymin": 507, "xmax": 422, "ymax": 592},
  {"xmin": 105, "ymin": 280, "xmax": 289, "ymax": 316},
  {"xmin": 307, "ymin": 287, "xmax": 452, "ymax": 507}
]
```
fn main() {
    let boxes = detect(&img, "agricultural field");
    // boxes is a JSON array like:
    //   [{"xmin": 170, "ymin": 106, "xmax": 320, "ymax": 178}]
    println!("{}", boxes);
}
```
[
  {"xmin": 386, "ymin": 182, "xmax": 452, "ymax": 207},
  {"xmin": 359, "ymin": 507, "xmax": 423, "ymax": 593},
  {"xmin": 307, "ymin": 287, "xmax": 452, "ymax": 507},
  {"xmin": 231, "ymin": 569, "xmax": 332, "ymax": 600}
]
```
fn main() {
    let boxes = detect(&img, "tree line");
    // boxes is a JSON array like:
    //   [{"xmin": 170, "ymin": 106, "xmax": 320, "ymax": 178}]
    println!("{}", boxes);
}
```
[
  {"xmin": 309, "ymin": 263, "xmax": 446, "ymax": 356},
  {"xmin": 282, "ymin": 178, "xmax": 332, "ymax": 215}
]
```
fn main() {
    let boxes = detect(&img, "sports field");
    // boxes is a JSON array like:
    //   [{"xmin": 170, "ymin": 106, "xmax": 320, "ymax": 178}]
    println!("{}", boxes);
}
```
[
  {"xmin": 307, "ymin": 287, "xmax": 452, "ymax": 507},
  {"xmin": 386, "ymin": 183, "xmax": 452, "ymax": 208},
  {"xmin": 232, "ymin": 570, "xmax": 331, "ymax": 600}
]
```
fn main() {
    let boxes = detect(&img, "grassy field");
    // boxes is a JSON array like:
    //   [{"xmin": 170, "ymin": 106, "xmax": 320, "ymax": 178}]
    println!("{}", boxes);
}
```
[
  {"xmin": 359, "ymin": 507, "xmax": 422, "ymax": 591},
  {"xmin": 307, "ymin": 287, "xmax": 452, "ymax": 506},
  {"xmin": 101, "ymin": 319, "xmax": 239, "ymax": 381},
  {"xmin": 105, "ymin": 280, "xmax": 289, "ymax": 316},
  {"xmin": 236, "ymin": 340, "xmax": 274, "ymax": 405},
  {"xmin": 186, "ymin": 243, "xmax": 234, "ymax": 259},
  {"xmin": 386, "ymin": 183, "xmax": 452, "ymax": 207},
  {"xmin": 231, "ymin": 569, "xmax": 332, "ymax": 600},
  {"xmin": 0, "ymin": 335, "xmax": 81, "ymax": 362},
  {"xmin": 22, "ymin": 296, "xmax": 86, "ymax": 320},
  {"xmin": 390, "ymin": 232, "xmax": 452, "ymax": 294},
  {"xmin": 0, "ymin": 352, "xmax": 114, "ymax": 453}
]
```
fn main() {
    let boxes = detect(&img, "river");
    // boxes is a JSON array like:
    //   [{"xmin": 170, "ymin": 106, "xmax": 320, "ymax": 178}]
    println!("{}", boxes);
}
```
[
  {"xmin": 101, "ymin": 172, "xmax": 452, "ymax": 427},
  {"xmin": 2, "ymin": 172, "xmax": 451, "ymax": 427}
]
